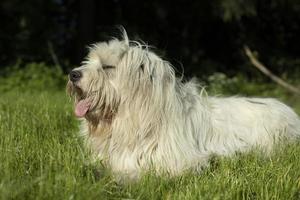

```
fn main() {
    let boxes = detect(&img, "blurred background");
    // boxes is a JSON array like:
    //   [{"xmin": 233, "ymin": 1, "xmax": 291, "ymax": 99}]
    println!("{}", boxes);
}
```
[{"xmin": 0, "ymin": 0, "xmax": 300, "ymax": 99}]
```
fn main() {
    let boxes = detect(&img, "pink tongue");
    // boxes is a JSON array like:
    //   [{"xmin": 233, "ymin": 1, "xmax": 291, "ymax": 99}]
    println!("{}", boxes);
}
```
[{"xmin": 75, "ymin": 99, "xmax": 92, "ymax": 118}]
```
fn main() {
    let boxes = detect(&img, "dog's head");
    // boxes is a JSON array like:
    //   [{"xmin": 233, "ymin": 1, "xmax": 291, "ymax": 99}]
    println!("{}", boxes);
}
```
[{"xmin": 67, "ymin": 31, "xmax": 176, "ymax": 122}]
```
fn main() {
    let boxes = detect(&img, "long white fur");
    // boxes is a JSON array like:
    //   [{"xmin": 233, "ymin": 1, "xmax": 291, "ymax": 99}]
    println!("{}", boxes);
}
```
[{"xmin": 70, "ymin": 31, "xmax": 300, "ymax": 180}]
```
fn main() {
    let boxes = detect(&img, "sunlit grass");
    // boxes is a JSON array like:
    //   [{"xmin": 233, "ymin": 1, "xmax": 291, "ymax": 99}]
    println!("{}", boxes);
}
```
[{"xmin": 0, "ymin": 89, "xmax": 299, "ymax": 200}]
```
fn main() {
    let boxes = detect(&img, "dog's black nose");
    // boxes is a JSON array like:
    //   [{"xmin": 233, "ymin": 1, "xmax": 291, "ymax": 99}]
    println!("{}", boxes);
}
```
[{"xmin": 69, "ymin": 70, "xmax": 82, "ymax": 82}]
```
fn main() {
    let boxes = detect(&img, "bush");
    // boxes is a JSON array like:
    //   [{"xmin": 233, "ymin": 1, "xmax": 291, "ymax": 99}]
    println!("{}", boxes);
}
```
[
  {"xmin": 206, "ymin": 72, "xmax": 280, "ymax": 96},
  {"xmin": 206, "ymin": 72, "xmax": 300, "ymax": 113},
  {"xmin": 0, "ymin": 62, "xmax": 67, "ymax": 92}
]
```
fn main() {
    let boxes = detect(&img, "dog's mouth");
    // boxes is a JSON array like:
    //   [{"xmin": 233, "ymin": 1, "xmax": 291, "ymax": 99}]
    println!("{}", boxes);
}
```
[
  {"xmin": 70, "ymin": 84, "xmax": 93, "ymax": 118},
  {"xmin": 75, "ymin": 97, "xmax": 92, "ymax": 118}
]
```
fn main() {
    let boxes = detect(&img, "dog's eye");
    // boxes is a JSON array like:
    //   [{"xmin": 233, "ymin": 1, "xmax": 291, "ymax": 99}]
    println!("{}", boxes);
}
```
[{"xmin": 103, "ymin": 65, "xmax": 115, "ymax": 69}]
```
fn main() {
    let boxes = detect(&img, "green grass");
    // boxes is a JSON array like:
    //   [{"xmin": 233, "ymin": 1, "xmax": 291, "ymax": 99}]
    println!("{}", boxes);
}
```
[{"xmin": 1, "ymin": 87, "xmax": 300, "ymax": 199}]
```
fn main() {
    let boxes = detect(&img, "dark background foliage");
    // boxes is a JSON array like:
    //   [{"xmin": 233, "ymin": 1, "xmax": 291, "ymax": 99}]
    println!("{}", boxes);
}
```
[{"xmin": 1, "ymin": 0, "xmax": 300, "ymax": 79}]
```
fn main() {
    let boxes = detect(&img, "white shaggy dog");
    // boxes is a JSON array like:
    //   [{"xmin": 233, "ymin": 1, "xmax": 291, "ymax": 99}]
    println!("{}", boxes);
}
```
[{"xmin": 67, "ymin": 31, "xmax": 300, "ymax": 180}]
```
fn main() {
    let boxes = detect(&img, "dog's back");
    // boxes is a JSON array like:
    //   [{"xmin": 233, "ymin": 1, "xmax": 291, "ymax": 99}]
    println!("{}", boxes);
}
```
[{"xmin": 206, "ymin": 97, "xmax": 300, "ymax": 155}]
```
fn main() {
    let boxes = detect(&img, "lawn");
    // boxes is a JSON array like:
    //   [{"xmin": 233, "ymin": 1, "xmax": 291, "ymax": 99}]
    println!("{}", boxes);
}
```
[{"xmin": 0, "ymin": 77, "xmax": 300, "ymax": 199}]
